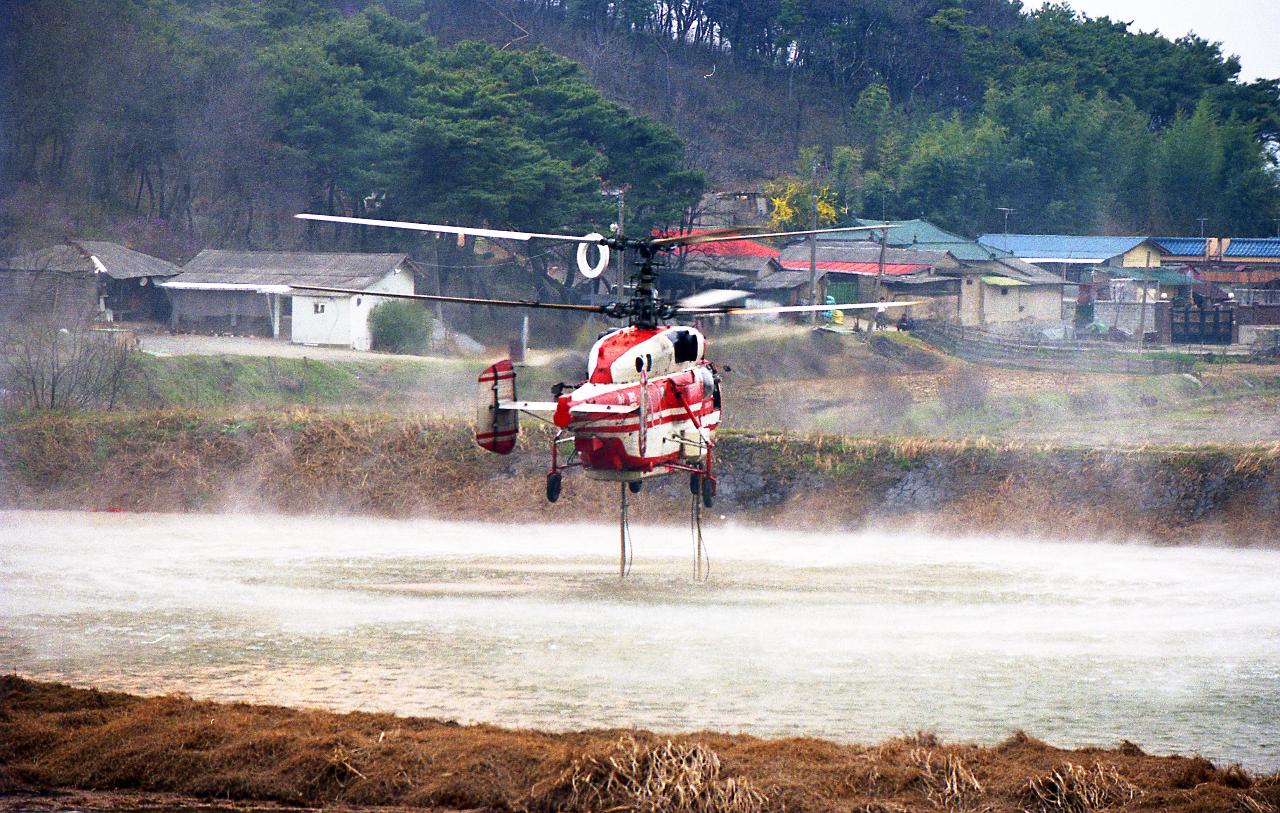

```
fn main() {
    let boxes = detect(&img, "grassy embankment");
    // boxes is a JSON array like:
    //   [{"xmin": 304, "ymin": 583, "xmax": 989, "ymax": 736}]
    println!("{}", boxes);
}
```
[
  {"xmin": 102, "ymin": 327, "xmax": 1280, "ymax": 446},
  {"xmin": 1, "ymin": 409, "xmax": 1277, "ymax": 543},
  {"xmin": 2, "ymin": 677, "xmax": 1276, "ymax": 813}
]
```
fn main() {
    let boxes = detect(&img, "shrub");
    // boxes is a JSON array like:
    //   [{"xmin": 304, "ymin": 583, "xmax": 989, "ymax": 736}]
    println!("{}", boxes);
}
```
[{"xmin": 369, "ymin": 300, "xmax": 433, "ymax": 355}]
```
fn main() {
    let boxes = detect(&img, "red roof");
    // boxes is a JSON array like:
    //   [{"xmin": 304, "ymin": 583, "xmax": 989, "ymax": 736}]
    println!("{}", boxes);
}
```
[
  {"xmin": 778, "ymin": 260, "xmax": 929, "ymax": 276},
  {"xmin": 654, "ymin": 229, "xmax": 779, "ymax": 258}
]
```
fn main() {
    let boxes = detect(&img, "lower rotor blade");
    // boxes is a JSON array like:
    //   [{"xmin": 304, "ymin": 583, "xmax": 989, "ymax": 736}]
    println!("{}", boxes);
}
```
[
  {"xmin": 677, "ymin": 289, "xmax": 749, "ymax": 308},
  {"xmin": 290, "ymin": 285, "xmax": 608, "ymax": 313},
  {"xmin": 678, "ymin": 299, "xmax": 924, "ymax": 316}
]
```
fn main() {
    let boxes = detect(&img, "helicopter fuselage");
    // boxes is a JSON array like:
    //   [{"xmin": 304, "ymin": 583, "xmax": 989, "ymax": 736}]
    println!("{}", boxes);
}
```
[
  {"xmin": 556, "ymin": 325, "xmax": 720, "ymax": 479},
  {"xmin": 476, "ymin": 324, "xmax": 720, "ymax": 484}
]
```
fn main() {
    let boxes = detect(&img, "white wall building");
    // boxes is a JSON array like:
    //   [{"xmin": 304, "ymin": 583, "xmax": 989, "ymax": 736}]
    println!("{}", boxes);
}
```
[{"xmin": 163, "ymin": 251, "xmax": 418, "ymax": 349}]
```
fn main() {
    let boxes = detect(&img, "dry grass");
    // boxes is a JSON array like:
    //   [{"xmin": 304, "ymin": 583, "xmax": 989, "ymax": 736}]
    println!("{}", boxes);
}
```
[
  {"xmin": 4, "ymin": 678, "xmax": 1280, "ymax": 813},
  {"xmin": 1021, "ymin": 762, "xmax": 1141, "ymax": 812},
  {"xmin": 525, "ymin": 735, "xmax": 769, "ymax": 813},
  {"xmin": 2, "ymin": 410, "xmax": 1280, "ymax": 544},
  {"xmin": 910, "ymin": 748, "xmax": 985, "ymax": 810}
]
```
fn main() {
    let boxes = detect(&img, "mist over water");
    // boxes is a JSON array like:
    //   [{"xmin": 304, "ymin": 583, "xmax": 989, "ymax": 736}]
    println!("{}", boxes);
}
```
[{"xmin": 2, "ymin": 510, "xmax": 1278, "ymax": 770}]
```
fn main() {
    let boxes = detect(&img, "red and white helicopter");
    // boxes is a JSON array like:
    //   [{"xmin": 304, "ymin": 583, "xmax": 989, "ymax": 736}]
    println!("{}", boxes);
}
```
[{"xmin": 293, "ymin": 213, "xmax": 918, "ymax": 576}]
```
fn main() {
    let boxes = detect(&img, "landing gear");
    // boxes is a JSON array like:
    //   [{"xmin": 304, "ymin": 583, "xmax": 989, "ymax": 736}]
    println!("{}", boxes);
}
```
[
  {"xmin": 546, "ymin": 472, "xmax": 562, "ymax": 503},
  {"xmin": 628, "ymin": 479, "xmax": 643, "ymax": 494},
  {"xmin": 691, "ymin": 472, "xmax": 714, "ymax": 508}
]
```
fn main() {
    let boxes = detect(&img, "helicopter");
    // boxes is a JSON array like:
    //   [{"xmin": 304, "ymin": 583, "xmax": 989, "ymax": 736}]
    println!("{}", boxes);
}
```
[{"xmin": 291, "ymin": 212, "xmax": 920, "ymax": 577}]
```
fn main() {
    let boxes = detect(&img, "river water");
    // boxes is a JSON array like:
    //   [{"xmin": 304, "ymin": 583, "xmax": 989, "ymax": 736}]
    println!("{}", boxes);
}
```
[{"xmin": 2, "ymin": 510, "xmax": 1278, "ymax": 769}]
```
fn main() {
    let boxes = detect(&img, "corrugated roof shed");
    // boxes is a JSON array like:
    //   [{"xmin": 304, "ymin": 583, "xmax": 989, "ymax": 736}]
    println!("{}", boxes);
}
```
[
  {"xmin": 4, "ymin": 241, "xmax": 180, "ymax": 279},
  {"xmin": 1223, "ymin": 239, "xmax": 1280, "ymax": 258},
  {"xmin": 174, "ymin": 251, "xmax": 410, "ymax": 289},
  {"xmin": 655, "ymin": 229, "xmax": 779, "ymax": 258},
  {"xmin": 778, "ymin": 241, "xmax": 947, "ymax": 267},
  {"xmin": 966, "ymin": 256, "xmax": 1064, "ymax": 285},
  {"xmin": 776, "ymin": 260, "xmax": 929, "ymax": 276},
  {"xmin": 1153, "ymin": 237, "xmax": 1208, "ymax": 256},
  {"xmin": 976, "ymin": 234, "xmax": 1157, "ymax": 260},
  {"xmin": 750, "ymin": 269, "xmax": 816, "ymax": 290},
  {"xmin": 831, "ymin": 218, "xmax": 1011, "ymax": 261}
]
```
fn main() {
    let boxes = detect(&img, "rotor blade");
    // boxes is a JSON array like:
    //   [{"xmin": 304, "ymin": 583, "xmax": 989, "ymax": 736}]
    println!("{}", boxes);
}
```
[
  {"xmin": 295, "ymin": 214, "xmax": 606, "ymax": 245},
  {"xmin": 289, "ymin": 285, "xmax": 608, "ymax": 313},
  {"xmin": 677, "ymin": 288, "xmax": 749, "ymax": 308},
  {"xmin": 678, "ymin": 299, "xmax": 924, "ymax": 316},
  {"xmin": 653, "ymin": 223, "xmax": 895, "ymax": 248},
  {"xmin": 648, "ymin": 225, "xmax": 772, "ymax": 247}
]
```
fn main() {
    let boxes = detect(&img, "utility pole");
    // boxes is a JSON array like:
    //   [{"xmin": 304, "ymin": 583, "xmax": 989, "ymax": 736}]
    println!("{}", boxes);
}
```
[
  {"xmin": 1135, "ymin": 251, "xmax": 1150, "ymax": 346},
  {"xmin": 1198, "ymin": 217, "xmax": 1208, "ymax": 239},
  {"xmin": 875, "ymin": 225, "xmax": 886, "ymax": 305},
  {"xmin": 808, "ymin": 157, "xmax": 820, "ymax": 324}
]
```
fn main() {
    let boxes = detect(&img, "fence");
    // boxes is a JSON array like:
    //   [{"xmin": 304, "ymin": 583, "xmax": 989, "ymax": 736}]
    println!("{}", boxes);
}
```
[
  {"xmin": 1170, "ymin": 306, "xmax": 1233, "ymax": 345},
  {"xmin": 913, "ymin": 321, "xmax": 1197, "ymax": 375}
]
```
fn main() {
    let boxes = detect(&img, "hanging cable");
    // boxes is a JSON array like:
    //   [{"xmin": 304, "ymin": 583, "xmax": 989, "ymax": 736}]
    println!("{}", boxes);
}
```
[
  {"xmin": 619, "ymin": 482, "xmax": 634, "ymax": 579},
  {"xmin": 691, "ymin": 489, "xmax": 710, "ymax": 583}
]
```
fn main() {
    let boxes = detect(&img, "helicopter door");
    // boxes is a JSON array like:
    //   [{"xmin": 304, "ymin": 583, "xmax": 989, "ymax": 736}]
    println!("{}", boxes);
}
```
[{"xmin": 476, "ymin": 360, "xmax": 518, "ymax": 455}]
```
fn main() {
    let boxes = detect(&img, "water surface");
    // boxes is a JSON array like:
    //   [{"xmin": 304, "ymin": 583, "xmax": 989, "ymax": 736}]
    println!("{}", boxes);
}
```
[{"xmin": 2, "ymin": 510, "xmax": 1277, "ymax": 769}]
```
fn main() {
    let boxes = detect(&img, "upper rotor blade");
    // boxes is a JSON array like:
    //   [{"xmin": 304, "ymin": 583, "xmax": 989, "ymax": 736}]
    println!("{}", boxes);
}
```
[
  {"xmin": 655, "ymin": 223, "xmax": 895, "ymax": 248},
  {"xmin": 649, "ymin": 226, "xmax": 772, "ymax": 247},
  {"xmin": 296, "ymin": 214, "xmax": 606, "ymax": 245},
  {"xmin": 677, "ymin": 288, "xmax": 749, "ymax": 308},
  {"xmin": 289, "ymin": 285, "xmax": 608, "ymax": 313},
  {"xmin": 678, "ymin": 299, "xmax": 924, "ymax": 316}
]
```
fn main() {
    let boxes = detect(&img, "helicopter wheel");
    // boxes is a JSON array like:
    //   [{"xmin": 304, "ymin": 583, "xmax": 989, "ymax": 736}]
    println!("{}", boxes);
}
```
[
  {"xmin": 546, "ymin": 472, "xmax": 562, "ymax": 503},
  {"xmin": 701, "ymin": 476, "xmax": 715, "ymax": 508},
  {"xmin": 689, "ymin": 473, "xmax": 700, "ymax": 495},
  {"xmin": 628, "ymin": 479, "xmax": 643, "ymax": 494}
]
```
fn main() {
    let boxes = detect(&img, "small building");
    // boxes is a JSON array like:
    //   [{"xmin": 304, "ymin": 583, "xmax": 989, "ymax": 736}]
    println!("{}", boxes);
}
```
[
  {"xmin": 948, "ymin": 256, "xmax": 1066, "ymax": 328},
  {"xmin": 976, "ymin": 234, "xmax": 1168, "ymax": 281},
  {"xmin": 663, "ymin": 231, "xmax": 779, "ymax": 298},
  {"xmin": 772, "ymin": 240, "xmax": 951, "ymax": 303},
  {"xmin": 163, "ymin": 251, "xmax": 418, "ymax": 350},
  {"xmin": 0, "ymin": 240, "xmax": 179, "ymax": 324}
]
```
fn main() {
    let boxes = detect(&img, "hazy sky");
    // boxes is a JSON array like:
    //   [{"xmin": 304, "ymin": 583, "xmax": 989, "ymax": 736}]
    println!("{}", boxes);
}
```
[{"xmin": 1064, "ymin": 0, "xmax": 1280, "ymax": 81}]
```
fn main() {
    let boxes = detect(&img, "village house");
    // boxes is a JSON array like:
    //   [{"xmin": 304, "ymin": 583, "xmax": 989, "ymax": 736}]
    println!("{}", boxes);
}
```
[
  {"xmin": 662, "ymin": 231, "xmax": 779, "ymax": 299},
  {"xmin": 162, "ymin": 251, "xmax": 418, "ymax": 350},
  {"xmin": 762, "ymin": 240, "xmax": 951, "ymax": 307},
  {"xmin": 0, "ymin": 240, "xmax": 179, "ymax": 324},
  {"xmin": 976, "ymin": 234, "xmax": 1169, "ymax": 283}
]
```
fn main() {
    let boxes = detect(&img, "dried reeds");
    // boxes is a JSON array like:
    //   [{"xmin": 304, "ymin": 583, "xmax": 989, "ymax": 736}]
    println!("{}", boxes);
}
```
[
  {"xmin": 1021, "ymin": 762, "xmax": 1141, "ymax": 813},
  {"xmin": 525, "ymin": 735, "xmax": 769, "ymax": 813},
  {"xmin": 909, "ymin": 748, "xmax": 984, "ymax": 810}
]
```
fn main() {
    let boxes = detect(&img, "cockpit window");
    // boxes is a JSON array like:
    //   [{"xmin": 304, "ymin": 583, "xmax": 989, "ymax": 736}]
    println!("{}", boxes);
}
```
[{"xmin": 671, "ymin": 329, "xmax": 699, "ymax": 363}]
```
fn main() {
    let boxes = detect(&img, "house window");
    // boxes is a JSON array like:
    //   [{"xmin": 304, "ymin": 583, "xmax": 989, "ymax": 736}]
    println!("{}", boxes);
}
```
[
  {"xmin": 1000, "ymin": 288, "xmax": 1009, "ymax": 296},
  {"xmin": 965, "ymin": 278, "xmax": 974, "ymax": 285},
  {"xmin": 313, "ymin": 302, "xmax": 326, "ymax": 314}
]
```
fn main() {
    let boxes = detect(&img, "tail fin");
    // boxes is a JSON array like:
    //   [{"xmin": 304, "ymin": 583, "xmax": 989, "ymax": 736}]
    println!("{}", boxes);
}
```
[{"xmin": 476, "ymin": 359, "xmax": 519, "ymax": 454}]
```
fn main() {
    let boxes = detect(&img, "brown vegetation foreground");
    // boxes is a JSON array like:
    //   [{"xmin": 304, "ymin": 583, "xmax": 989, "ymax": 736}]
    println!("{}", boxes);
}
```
[{"xmin": 2, "ymin": 677, "xmax": 1277, "ymax": 813}]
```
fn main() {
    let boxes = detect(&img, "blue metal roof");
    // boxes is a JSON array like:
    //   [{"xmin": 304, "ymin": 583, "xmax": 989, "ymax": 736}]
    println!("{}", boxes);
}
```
[
  {"xmin": 1152, "ymin": 237, "xmax": 1207, "ymax": 256},
  {"xmin": 976, "ymin": 234, "xmax": 1157, "ymax": 260},
  {"xmin": 1223, "ymin": 238, "xmax": 1280, "ymax": 258}
]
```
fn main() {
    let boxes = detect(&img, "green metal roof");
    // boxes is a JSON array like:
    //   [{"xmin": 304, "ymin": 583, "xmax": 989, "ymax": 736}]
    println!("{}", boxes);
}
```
[
  {"xmin": 1118, "ymin": 268, "xmax": 1193, "ymax": 286},
  {"xmin": 819, "ymin": 218, "xmax": 1012, "ymax": 262}
]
